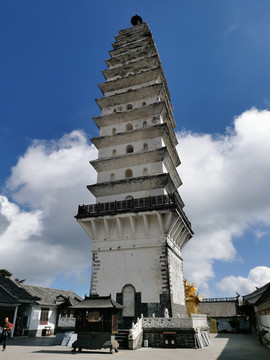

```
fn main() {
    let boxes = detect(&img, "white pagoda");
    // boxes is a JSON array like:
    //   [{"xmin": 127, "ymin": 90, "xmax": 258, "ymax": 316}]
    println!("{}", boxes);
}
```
[{"xmin": 75, "ymin": 15, "xmax": 193, "ymax": 325}]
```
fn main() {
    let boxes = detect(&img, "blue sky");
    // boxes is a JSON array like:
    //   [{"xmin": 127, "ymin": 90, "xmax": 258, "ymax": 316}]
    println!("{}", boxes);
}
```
[{"xmin": 1, "ymin": 0, "xmax": 270, "ymax": 298}]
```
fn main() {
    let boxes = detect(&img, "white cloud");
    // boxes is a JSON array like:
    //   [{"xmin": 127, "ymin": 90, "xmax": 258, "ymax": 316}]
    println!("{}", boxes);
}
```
[
  {"xmin": 1, "ymin": 109, "xmax": 270, "ymax": 297},
  {"xmin": 1, "ymin": 130, "xmax": 97, "ymax": 286},
  {"xmin": 178, "ymin": 108, "xmax": 270, "ymax": 294},
  {"xmin": 217, "ymin": 266, "xmax": 270, "ymax": 295},
  {"xmin": 0, "ymin": 195, "xmax": 42, "ymax": 252}
]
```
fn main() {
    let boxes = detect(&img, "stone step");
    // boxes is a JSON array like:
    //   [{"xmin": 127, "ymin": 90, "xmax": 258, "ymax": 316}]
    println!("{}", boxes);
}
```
[{"xmin": 115, "ymin": 330, "xmax": 129, "ymax": 349}]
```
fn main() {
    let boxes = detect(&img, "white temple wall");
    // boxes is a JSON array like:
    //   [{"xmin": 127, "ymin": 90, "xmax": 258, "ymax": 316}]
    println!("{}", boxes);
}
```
[
  {"xmin": 28, "ymin": 307, "xmax": 57, "ymax": 336},
  {"xmin": 92, "ymin": 245, "xmax": 163, "ymax": 303},
  {"xmin": 168, "ymin": 248, "xmax": 185, "ymax": 305}
]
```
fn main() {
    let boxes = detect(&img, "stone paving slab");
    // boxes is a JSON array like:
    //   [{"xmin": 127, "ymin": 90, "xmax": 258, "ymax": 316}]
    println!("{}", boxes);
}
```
[{"xmin": 1, "ymin": 334, "xmax": 269, "ymax": 360}]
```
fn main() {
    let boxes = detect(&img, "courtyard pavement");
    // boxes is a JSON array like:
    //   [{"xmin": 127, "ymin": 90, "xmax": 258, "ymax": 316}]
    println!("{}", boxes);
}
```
[{"xmin": 1, "ymin": 334, "xmax": 269, "ymax": 360}]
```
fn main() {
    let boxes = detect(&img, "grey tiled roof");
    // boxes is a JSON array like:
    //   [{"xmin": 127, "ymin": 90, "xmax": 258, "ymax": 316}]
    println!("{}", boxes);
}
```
[
  {"xmin": 0, "ymin": 276, "xmax": 37, "ymax": 303},
  {"xmin": 0, "ymin": 276, "xmax": 82, "ymax": 307},
  {"xmin": 242, "ymin": 282, "xmax": 270, "ymax": 305},
  {"xmin": 72, "ymin": 295, "xmax": 123, "ymax": 309},
  {"xmin": 0, "ymin": 286, "xmax": 20, "ymax": 304},
  {"xmin": 22, "ymin": 285, "xmax": 82, "ymax": 306}
]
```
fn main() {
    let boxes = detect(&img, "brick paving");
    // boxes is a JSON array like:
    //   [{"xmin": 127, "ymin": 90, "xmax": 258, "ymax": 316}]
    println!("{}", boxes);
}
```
[{"xmin": 1, "ymin": 334, "xmax": 269, "ymax": 360}]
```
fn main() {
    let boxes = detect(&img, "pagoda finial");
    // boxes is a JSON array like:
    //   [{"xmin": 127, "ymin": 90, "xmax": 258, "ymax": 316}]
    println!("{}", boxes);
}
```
[{"xmin": 131, "ymin": 14, "xmax": 143, "ymax": 26}]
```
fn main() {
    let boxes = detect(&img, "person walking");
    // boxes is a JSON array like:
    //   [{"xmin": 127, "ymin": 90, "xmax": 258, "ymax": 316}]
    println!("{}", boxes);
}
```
[{"xmin": 0, "ymin": 317, "xmax": 11, "ymax": 351}]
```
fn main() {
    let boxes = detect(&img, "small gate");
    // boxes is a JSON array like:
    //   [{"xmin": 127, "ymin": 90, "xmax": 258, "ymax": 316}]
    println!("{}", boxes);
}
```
[{"xmin": 163, "ymin": 332, "xmax": 176, "ymax": 348}]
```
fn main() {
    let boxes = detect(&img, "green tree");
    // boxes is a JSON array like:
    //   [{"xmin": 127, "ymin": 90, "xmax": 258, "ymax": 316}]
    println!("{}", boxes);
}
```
[{"xmin": 0, "ymin": 269, "xmax": 12, "ymax": 277}]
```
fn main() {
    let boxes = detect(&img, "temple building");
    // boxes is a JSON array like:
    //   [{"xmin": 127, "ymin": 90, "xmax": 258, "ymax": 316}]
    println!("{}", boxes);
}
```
[{"xmin": 75, "ymin": 15, "xmax": 193, "ymax": 327}]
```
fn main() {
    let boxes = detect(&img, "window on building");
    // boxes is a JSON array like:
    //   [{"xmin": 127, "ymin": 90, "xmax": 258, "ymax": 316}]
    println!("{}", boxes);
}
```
[
  {"xmin": 88, "ymin": 311, "xmax": 101, "ymax": 322},
  {"xmin": 122, "ymin": 285, "xmax": 135, "ymax": 317},
  {"xmin": 126, "ymin": 144, "xmax": 134, "ymax": 153},
  {"xmin": 112, "ymin": 314, "xmax": 118, "ymax": 334},
  {"xmin": 126, "ymin": 123, "xmax": 133, "ymax": 131},
  {"xmin": 143, "ymin": 143, "xmax": 148, "ymax": 151},
  {"xmin": 125, "ymin": 196, "xmax": 133, "ymax": 201},
  {"xmin": 143, "ymin": 121, "xmax": 147, "ymax": 128},
  {"xmin": 143, "ymin": 168, "xmax": 148, "ymax": 176},
  {"xmin": 112, "ymin": 149, "xmax": 117, "ymax": 156},
  {"xmin": 142, "ymin": 101, "xmax": 146, "ymax": 106},
  {"xmin": 126, "ymin": 104, "xmax": 133, "ymax": 110},
  {"xmin": 125, "ymin": 169, "xmax": 133, "ymax": 178},
  {"xmin": 40, "ymin": 308, "xmax": 49, "ymax": 325},
  {"xmin": 110, "ymin": 173, "xmax": 115, "ymax": 181}
]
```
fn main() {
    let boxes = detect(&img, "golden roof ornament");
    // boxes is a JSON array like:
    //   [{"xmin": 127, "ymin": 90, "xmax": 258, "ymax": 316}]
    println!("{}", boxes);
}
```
[{"xmin": 184, "ymin": 279, "xmax": 203, "ymax": 317}]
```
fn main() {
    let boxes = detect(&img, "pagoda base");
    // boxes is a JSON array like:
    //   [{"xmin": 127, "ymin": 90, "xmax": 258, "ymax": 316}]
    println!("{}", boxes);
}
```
[
  {"xmin": 143, "ymin": 328, "xmax": 197, "ymax": 348},
  {"xmin": 127, "ymin": 314, "xmax": 210, "ymax": 349},
  {"xmin": 116, "ymin": 291, "xmax": 186, "ymax": 330}
]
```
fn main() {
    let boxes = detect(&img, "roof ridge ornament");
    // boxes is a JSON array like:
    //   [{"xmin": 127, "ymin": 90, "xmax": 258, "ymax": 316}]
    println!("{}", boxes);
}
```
[{"xmin": 131, "ymin": 14, "xmax": 142, "ymax": 26}]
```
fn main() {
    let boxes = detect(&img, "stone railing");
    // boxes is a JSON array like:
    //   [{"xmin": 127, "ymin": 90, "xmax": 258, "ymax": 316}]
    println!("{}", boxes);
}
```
[
  {"xmin": 142, "ymin": 315, "xmax": 190, "ymax": 329},
  {"xmin": 202, "ymin": 297, "xmax": 238, "ymax": 302},
  {"xmin": 128, "ymin": 317, "xmax": 143, "ymax": 340},
  {"xmin": 190, "ymin": 314, "xmax": 208, "ymax": 329},
  {"xmin": 142, "ymin": 313, "xmax": 208, "ymax": 329},
  {"xmin": 58, "ymin": 315, "xmax": 76, "ymax": 328},
  {"xmin": 75, "ymin": 194, "xmax": 177, "ymax": 219},
  {"xmin": 128, "ymin": 317, "xmax": 144, "ymax": 350},
  {"xmin": 75, "ymin": 194, "xmax": 192, "ymax": 228}
]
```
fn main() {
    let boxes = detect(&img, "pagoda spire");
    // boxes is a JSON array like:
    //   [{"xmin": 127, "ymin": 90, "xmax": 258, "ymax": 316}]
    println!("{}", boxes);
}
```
[{"xmin": 131, "ymin": 14, "xmax": 143, "ymax": 26}]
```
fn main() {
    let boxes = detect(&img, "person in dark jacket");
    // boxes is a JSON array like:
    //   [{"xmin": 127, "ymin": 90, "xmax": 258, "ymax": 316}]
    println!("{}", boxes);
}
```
[{"xmin": 0, "ymin": 318, "xmax": 11, "ymax": 351}]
